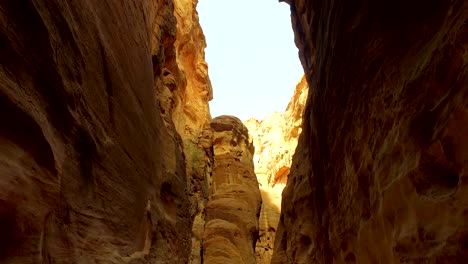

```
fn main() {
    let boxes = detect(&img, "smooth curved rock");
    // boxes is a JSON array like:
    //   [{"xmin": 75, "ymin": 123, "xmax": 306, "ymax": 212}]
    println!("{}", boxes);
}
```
[
  {"xmin": 274, "ymin": 0, "xmax": 468, "ymax": 263},
  {"xmin": 0, "ymin": 1, "xmax": 192, "ymax": 263}
]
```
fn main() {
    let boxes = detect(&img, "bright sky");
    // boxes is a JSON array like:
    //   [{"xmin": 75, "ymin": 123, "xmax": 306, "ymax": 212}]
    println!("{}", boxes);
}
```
[{"xmin": 197, "ymin": 0, "xmax": 304, "ymax": 121}]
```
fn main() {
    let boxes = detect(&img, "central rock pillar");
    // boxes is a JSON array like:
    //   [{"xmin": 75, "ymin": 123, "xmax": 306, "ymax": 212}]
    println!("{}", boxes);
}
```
[{"xmin": 202, "ymin": 115, "xmax": 262, "ymax": 263}]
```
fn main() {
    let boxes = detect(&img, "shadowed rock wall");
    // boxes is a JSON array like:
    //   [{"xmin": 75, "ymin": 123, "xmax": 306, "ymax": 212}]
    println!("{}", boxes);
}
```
[
  {"xmin": 274, "ymin": 0, "xmax": 468, "ymax": 263},
  {"xmin": 0, "ymin": 1, "xmax": 192, "ymax": 262}
]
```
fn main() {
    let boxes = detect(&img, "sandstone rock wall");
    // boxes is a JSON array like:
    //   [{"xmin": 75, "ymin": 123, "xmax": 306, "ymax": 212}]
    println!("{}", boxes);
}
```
[
  {"xmin": 151, "ymin": 0, "xmax": 213, "ymax": 262},
  {"xmin": 245, "ymin": 75, "xmax": 308, "ymax": 263},
  {"xmin": 203, "ymin": 116, "xmax": 262, "ymax": 264},
  {"xmin": 246, "ymin": 75, "xmax": 308, "ymax": 187},
  {"xmin": 0, "ymin": 0, "xmax": 200, "ymax": 262},
  {"xmin": 274, "ymin": 0, "xmax": 468, "ymax": 263},
  {"xmin": 168, "ymin": 0, "xmax": 213, "ymax": 136}
]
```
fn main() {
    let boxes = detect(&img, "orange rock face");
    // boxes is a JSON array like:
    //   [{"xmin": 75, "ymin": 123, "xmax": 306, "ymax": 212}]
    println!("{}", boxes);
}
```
[
  {"xmin": 153, "ymin": 0, "xmax": 213, "ymax": 262},
  {"xmin": 274, "ymin": 0, "xmax": 468, "ymax": 263},
  {"xmin": 245, "ymin": 76, "xmax": 308, "ymax": 263},
  {"xmin": 203, "ymin": 116, "xmax": 262, "ymax": 264},
  {"xmin": 172, "ymin": 0, "xmax": 213, "ymax": 136},
  {"xmin": 0, "ymin": 0, "xmax": 193, "ymax": 262},
  {"xmin": 245, "ymin": 76, "xmax": 308, "ymax": 188}
]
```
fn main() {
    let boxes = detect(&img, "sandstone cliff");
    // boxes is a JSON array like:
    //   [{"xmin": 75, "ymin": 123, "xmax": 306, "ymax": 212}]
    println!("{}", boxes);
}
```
[
  {"xmin": 0, "ymin": 0, "xmax": 210, "ymax": 263},
  {"xmin": 246, "ymin": 76, "xmax": 308, "ymax": 187},
  {"xmin": 153, "ymin": 0, "xmax": 213, "ymax": 262},
  {"xmin": 203, "ymin": 116, "xmax": 262, "ymax": 264},
  {"xmin": 245, "ymin": 75, "xmax": 308, "ymax": 263},
  {"xmin": 172, "ymin": 0, "xmax": 213, "ymax": 135},
  {"xmin": 274, "ymin": 0, "xmax": 468, "ymax": 263}
]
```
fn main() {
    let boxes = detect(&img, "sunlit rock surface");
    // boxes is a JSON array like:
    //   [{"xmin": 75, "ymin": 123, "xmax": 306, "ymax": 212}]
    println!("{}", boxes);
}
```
[
  {"xmin": 172, "ymin": 0, "xmax": 213, "ymax": 136},
  {"xmin": 245, "ymin": 76, "xmax": 308, "ymax": 263},
  {"xmin": 153, "ymin": 0, "xmax": 213, "ymax": 262},
  {"xmin": 274, "ymin": 0, "xmax": 468, "ymax": 263},
  {"xmin": 203, "ymin": 116, "xmax": 262, "ymax": 264},
  {"xmin": 245, "ymin": 76, "xmax": 308, "ymax": 187}
]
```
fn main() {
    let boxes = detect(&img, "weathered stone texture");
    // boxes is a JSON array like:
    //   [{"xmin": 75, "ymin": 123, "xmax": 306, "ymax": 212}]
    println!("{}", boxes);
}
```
[
  {"xmin": 245, "ymin": 76, "xmax": 308, "ymax": 263},
  {"xmin": 170, "ymin": 0, "xmax": 213, "ymax": 136},
  {"xmin": 0, "ymin": 1, "xmax": 191, "ymax": 263},
  {"xmin": 246, "ymin": 75, "xmax": 308, "ymax": 188},
  {"xmin": 274, "ymin": 0, "xmax": 468, "ymax": 263},
  {"xmin": 150, "ymin": 0, "xmax": 213, "ymax": 262},
  {"xmin": 203, "ymin": 116, "xmax": 262, "ymax": 264}
]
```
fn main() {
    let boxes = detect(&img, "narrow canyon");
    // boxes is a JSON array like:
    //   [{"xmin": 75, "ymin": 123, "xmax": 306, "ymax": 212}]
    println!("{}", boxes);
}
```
[{"xmin": 0, "ymin": 1, "xmax": 467, "ymax": 264}]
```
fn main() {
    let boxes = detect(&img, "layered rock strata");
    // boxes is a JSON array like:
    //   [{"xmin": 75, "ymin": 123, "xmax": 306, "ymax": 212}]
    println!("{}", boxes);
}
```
[
  {"xmin": 0, "ymin": 0, "xmax": 207, "ymax": 262},
  {"xmin": 245, "ymin": 76, "xmax": 308, "ymax": 263},
  {"xmin": 203, "ymin": 116, "xmax": 262, "ymax": 264},
  {"xmin": 274, "ymin": 0, "xmax": 468, "ymax": 263}
]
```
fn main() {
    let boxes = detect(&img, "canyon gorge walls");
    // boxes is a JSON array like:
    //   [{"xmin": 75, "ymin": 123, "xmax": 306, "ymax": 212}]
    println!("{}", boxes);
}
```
[
  {"xmin": 5, "ymin": 0, "xmax": 465, "ymax": 263},
  {"xmin": 245, "ymin": 76, "xmax": 308, "ymax": 263},
  {"xmin": 0, "ymin": 0, "xmax": 262, "ymax": 263},
  {"xmin": 0, "ymin": 0, "xmax": 208, "ymax": 262},
  {"xmin": 274, "ymin": 0, "xmax": 468, "ymax": 263}
]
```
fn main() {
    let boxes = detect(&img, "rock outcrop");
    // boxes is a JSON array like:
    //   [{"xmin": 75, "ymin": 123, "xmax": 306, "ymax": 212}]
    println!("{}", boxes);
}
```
[
  {"xmin": 0, "ymin": 0, "xmax": 209, "ymax": 263},
  {"xmin": 172, "ymin": 0, "xmax": 213, "ymax": 135},
  {"xmin": 246, "ymin": 76, "xmax": 308, "ymax": 187},
  {"xmin": 203, "ymin": 116, "xmax": 262, "ymax": 264},
  {"xmin": 245, "ymin": 76, "xmax": 308, "ymax": 263},
  {"xmin": 274, "ymin": 0, "xmax": 468, "ymax": 263},
  {"xmin": 157, "ymin": 0, "xmax": 212, "ymax": 136},
  {"xmin": 153, "ymin": 0, "xmax": 213, "ymax": 262}
]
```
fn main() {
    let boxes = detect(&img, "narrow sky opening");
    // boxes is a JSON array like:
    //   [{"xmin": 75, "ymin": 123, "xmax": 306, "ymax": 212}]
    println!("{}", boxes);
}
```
[{"xmin": 197, "ymin": 0, "xmax": 304, "ymax": 121}]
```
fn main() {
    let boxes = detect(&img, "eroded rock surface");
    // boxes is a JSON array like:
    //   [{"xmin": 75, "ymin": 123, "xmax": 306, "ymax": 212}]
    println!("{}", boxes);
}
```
[
  {"xmin": 245, "ymin": 76, "xmax": 308, "ymax": 263},
  {"xmin": 152, "ymin": 0, "xmax": 214, "ymax": 262},
  {"xmin": 0, "ymin": 0, "xmax": 192, "ymax": 263},
  {"xmin": 203, "ymin": 116, "xmax": 262, "ymax": 264},
  {"xmin": 274, "ymin": 0, "xmax": 468, "ymax": 263},
  {"xmin": 245, "ymin": 76, "xmax": 308, "ymax": 187}
]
